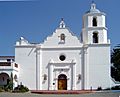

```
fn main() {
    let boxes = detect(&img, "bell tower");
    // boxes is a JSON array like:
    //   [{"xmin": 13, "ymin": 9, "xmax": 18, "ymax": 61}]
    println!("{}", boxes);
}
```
[
  {"xmin": 81, "ymin": 2, "xmax": 111, "ymax": 90},
  {"xmin": 82, "ymin": 2, "xmax": 109, "ymax": 44}
]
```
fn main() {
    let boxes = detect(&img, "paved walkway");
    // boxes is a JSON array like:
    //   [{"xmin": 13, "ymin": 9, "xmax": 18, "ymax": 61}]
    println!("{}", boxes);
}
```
[{"xmin": 0, "ymin": 92, "xmax": 120, "ymax": 97}]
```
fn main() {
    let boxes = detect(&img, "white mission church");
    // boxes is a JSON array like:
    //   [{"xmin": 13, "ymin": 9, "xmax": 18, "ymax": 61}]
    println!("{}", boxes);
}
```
[{"xmin": 0, "ymin": 3, "xmax": 111, "ymax": 90}]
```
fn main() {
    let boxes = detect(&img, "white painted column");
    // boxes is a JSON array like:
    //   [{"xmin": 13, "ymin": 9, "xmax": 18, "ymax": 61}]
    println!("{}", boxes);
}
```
[
  {"xmin": 81, "ymin": 49, "xmax": 85, "ymax": 90},
  {"xmin": 72, "ymin": 63, "xmax": 76, "ymax": 90},
  {"xmin": 70, "ymin": 65, "xmax": 73, "ymax": 90},
  {"xmin": 84, "ymin": 48, "xmax": 88, "ymax": 90},
  {"xmin": 36, "ymin": 47, "xmax": 42, "ymax": 90},
  {"xmin": 39, "ymin": 49, "xmax": 42, "ymax": 90},
  {"xmin": 36, "ymin": 48, "xmax": 40, "ymax": 90},
  {"xmin": 49, "ymin": 64, "xmax": 53, "ymax": 90},
  {"xmin": 70, "ymin": 65, "xmax": 74, "ymax": 90},
  {"xmin": 55, "ymin": 71, "xmax": 57, "ymax": 90}
]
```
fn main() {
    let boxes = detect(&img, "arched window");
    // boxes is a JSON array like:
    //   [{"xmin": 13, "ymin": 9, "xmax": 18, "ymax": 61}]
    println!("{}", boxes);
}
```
[
  {"xmin": 93, "ymin": 32, "xmax": 98, "ymax": 43},
  {"xmin": 93, "ymin": 17, "xmax": 97, "ymax": 26},
  {"xmin": 60, "ymin": 34, "xmax": 65, "ymax": 42}
]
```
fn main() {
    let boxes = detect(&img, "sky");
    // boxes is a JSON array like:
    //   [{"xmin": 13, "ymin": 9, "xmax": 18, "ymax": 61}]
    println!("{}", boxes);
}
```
[{"xmin": 0, "ymin": 0, "xmax": 120, "ymax": 56}]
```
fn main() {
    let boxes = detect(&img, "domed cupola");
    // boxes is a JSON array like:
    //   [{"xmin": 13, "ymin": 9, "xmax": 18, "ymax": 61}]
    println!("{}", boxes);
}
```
[{"xmin": 89, "ymin": 2, "xmax": 100, "ymax": 13}]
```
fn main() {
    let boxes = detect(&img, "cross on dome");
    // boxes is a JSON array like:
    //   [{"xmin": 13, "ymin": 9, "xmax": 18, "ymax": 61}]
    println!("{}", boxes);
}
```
[{"xmin": 59, "ymin": 18, "xmax": 66, "ymax": 28}]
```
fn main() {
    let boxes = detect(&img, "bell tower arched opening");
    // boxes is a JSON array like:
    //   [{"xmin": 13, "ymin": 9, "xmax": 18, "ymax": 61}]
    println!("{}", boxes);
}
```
[
  {"xmin": 93, "ymin": 17, "xmax": 97, "ymax": 26},
  {"xmin": 93, "ymin": 32, "xmax": 98, "ymax": 43}
]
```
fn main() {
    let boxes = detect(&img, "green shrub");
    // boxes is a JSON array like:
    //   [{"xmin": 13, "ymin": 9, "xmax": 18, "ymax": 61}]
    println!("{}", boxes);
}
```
[
  {"xmin": 19, "ymin": 85, "xmax": 29, "ymax": 92},
  {"xmin": 111, "ymin": 85, "xmax": 120, "ymax": 90},
  {"xmin": 0, "ymin": 87, "xmax": 4, "ymax": 92},
  {"xmin": 97, "ymin": 87, "xmax": 102, "ymax": 91},
  {"xmin": 104, "ymin": 85, "xmax": 120, "ymax": 90},
  {"xmin": 4, "ymin": 82, "xmax": 13, "ymax": 91},
  {"xmin": 14, "ymin": 85, "xmax": 29, "ymax": 93}
]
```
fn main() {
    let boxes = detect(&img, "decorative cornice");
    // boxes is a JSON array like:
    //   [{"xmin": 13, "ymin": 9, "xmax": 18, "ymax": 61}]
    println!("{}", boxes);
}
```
[
  {"xmin": 82, "ymin": 27, "xmax": 107, "ymax": 31},
  {"xmin": 49, "ymin": 60, "xmax": 76, "ymax": 64},
  {"xmin": 15, "ymin": 44, "xmax": 39, "ymax": 48},
  {"xmin": 84, "ymin": 43, "xmax": 110, "ymax": 47},
  {"xmin": 84, "ymin": 12, "xmax": 106, "ymax": 16},
  {"xmin": 41, "ymin": 46, "xmax": 83, "ymax": 50}
]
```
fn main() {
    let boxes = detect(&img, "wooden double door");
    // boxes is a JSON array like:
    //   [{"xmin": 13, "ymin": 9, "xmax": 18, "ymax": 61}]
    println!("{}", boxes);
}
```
[{"xmin": 58, "ymin": 74, "xmax": 67, "ymax": 90}]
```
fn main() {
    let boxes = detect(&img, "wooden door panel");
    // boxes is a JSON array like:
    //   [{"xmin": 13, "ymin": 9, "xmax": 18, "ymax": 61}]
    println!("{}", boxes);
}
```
[{"xmin": 58, "ymin": 79, "xmax": 67, "ymax": 90}]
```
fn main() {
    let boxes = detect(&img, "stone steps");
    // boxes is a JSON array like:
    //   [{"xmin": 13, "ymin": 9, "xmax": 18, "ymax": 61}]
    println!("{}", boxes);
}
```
[{"xmin": 31, "ymin": 90, "xmax": 94, "ymax": 94}]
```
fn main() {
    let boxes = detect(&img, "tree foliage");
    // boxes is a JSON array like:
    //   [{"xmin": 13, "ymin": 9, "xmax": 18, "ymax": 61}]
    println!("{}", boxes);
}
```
[{"xmin": 111, "ymin": 45, "xmax": 120, "ymax": 81}]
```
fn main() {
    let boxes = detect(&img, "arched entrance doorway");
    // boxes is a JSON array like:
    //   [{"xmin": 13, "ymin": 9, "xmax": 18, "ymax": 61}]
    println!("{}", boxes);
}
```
[
  {"xmin": 0, "ymin": 73, "xmax": 10, "ymax": 86},
  {"xmin": 58, "ymin": 74, "xmax": 67, "ymax": 90}
]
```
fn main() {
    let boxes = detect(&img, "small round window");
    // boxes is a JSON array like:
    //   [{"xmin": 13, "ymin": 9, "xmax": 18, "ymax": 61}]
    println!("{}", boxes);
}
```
[{"xmin": 59, "ymin": 55, "xmax": 66, "ymax": 61}]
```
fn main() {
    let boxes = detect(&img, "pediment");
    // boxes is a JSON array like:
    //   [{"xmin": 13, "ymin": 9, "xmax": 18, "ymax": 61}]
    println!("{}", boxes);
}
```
[{"xmin": 42, "ymin": 28, "xmax": 82, "ymax": 47}]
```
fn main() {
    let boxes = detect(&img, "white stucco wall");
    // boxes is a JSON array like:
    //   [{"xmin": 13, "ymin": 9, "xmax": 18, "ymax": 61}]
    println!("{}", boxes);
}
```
[
  {"xmin": 41, "ymin": 28, "xmax": 83, "ymax": 90},
  {"xmin": 15, "ymin": 46, "xmax": 36, "ymax": 90},
  {"xmin": 84, "ymin": 44, "xmax": 110, "ymax": 89},
  {"xmin": 41, "ymin": 48, "xmax": 83, "ymax": 90},
  {"xmin": 15, "ymin": 28, "xmax": 84, "ymax": 90}
]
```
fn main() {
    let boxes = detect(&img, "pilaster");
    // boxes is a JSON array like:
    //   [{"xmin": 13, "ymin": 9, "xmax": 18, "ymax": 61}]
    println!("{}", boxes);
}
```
[{"xmin": 49, "ymin": 64, "xmax": 53, "ymax": 90}]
